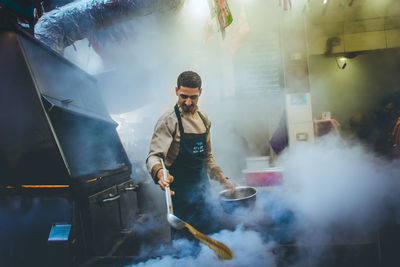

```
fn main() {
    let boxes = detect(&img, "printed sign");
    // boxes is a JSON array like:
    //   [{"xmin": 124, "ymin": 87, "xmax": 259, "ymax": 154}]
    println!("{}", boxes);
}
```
[{"xmin": 290, "ymin": 93, "xmax": 307, "ymax": 106}]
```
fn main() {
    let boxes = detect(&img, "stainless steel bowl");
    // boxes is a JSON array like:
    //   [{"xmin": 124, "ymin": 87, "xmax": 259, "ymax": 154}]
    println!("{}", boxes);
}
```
[{"xmin": 219, "ymin": 186, "xmax": 257, "ymax": 213}]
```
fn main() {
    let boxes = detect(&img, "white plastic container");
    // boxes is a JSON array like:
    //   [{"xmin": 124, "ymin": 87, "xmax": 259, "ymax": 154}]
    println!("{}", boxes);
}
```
[{"xmin": 245, "ymin": 156, "xmax": 270, "ymax": 169}]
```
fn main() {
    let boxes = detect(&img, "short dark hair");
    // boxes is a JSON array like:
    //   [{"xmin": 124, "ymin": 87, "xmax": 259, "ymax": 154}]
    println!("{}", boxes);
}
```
[{"xmin": 177, "ymin": 71, "xmax": 202, "ymax": 89}]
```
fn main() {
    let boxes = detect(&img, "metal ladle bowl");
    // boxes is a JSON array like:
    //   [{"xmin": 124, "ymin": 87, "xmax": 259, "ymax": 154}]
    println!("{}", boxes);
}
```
[{"xmin": 167, "ymin": 213, "xmax": 185, "ymax": 230}]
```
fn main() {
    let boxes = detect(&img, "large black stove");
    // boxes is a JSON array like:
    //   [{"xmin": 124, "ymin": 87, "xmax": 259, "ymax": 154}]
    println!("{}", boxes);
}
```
[{"xmin": 0, "ymin": 26, "xmax": 140, "ymax": 266}]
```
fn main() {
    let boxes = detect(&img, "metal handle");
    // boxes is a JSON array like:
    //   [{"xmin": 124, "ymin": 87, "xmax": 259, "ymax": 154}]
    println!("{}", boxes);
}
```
[
  {"xmin": 161, "ymin": 158, "xmax": 173, "ymax": 214},
  {"xmin": 61, "ymin": 99, "xmax": 73, "ymax": 104},
  {"xmin": 124, "ymin": 185, "xmax": 137, "ymax": 191},
  {"xmin": 102, "ymin": 194, "xmax": 120, "ymax": 203}
]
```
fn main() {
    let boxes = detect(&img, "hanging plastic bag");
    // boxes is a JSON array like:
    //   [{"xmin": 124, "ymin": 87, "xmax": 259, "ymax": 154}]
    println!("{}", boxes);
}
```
[{"xmin": 215, "ymin": 0, "xmax": 233, "ymax": 31}]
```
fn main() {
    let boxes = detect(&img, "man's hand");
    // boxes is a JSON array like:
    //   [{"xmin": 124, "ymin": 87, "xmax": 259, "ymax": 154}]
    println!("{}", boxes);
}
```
[
  {"xmin": 156, "ymin": 169, "xmax": 175, "ymax": 196},
  {"xmin": 222, "ymin": 177, "xmax": 236, "ymax": 194}
]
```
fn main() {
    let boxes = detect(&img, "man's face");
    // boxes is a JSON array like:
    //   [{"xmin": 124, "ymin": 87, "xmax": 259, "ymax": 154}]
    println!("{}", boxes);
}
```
[{"xmin": 176, "ymin": 86, "xmax": 202, "ymax": 113}]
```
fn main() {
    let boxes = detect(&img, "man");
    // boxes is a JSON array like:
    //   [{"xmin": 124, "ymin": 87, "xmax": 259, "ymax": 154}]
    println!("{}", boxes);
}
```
[{"xmin": 146, "ymin": 71, "xmax": 235, "ymax": 237}]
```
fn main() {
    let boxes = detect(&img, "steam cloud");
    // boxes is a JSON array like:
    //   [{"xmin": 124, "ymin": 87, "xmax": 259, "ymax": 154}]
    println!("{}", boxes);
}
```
[
  {"xmin": 130, "ymin": 229, "xmax": 275, "ymax": 267},
  {"xmin": 125, "ymin": 135, "xmax": 400, "ymax": 266}
]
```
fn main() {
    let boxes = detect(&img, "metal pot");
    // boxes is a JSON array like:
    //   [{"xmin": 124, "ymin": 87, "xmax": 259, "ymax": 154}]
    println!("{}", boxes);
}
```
[{"xmin": 219, "ymin": 186, "xmax": 257, "ymax": 214}]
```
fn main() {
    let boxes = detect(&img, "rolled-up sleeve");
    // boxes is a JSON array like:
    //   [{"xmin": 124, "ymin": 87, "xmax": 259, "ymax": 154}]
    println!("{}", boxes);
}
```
[{"xmin": 146, "ymin": 114, "xmax": 175, "ymax": 182}]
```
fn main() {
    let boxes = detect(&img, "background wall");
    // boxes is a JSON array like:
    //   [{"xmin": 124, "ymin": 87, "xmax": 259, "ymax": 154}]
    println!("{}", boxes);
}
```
[{"xmin": 308, "ymin": 49, "xmax": 400, "ymax": 132}]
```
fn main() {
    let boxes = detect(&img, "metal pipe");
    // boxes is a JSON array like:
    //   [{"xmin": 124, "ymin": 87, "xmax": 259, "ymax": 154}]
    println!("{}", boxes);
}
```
[{"xmin": 34, "ymin": 0, "xmax": 184, "ymax": 54}]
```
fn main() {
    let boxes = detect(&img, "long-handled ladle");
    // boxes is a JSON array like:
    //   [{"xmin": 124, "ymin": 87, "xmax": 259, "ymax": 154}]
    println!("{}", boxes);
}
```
[{"xmin": 160, "ymin": 158, "xmax": 233, "ymax": 260}]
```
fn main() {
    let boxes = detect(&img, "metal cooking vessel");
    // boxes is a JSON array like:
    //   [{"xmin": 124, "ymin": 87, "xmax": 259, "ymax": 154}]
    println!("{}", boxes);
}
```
[{"xmin": 219, "ymin": 186, "xmax": 257, "ymax": 214}]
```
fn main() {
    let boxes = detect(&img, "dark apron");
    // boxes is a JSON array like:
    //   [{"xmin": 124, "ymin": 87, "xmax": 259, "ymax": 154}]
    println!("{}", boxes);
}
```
[{"xmin": 169, "ymin": 104, "xmax": 215, "ymax": 238}]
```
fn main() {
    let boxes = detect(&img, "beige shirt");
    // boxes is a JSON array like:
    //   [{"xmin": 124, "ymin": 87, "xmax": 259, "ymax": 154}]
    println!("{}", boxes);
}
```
[{"xmin": 146, "ymin": 104, "xmax": 225, "ymax": 183}]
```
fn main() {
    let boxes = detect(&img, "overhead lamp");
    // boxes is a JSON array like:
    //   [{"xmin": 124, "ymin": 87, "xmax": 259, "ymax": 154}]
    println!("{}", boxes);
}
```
[
  {"xmin": 335, "ymin": 56, "xmax": 347, "ymax": 69},
  {"xmin": 183, "ymin": 0, "xmax": 210, "ymax": 20}
]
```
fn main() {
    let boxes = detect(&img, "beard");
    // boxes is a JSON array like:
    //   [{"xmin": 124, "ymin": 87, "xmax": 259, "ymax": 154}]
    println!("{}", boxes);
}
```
[{"xmin": 182, "ymin": 103, "xmax": 196, "ymax": 113}]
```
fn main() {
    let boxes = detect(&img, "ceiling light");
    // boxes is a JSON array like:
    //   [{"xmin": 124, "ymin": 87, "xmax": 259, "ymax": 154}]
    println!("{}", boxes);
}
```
[
  {"xmin": 183, "ymin": 0, "xmax": 210, "ymax": 21},
  {"xmin": 335, "ymin": 56, "xmax": 347, "ymax": 69}
]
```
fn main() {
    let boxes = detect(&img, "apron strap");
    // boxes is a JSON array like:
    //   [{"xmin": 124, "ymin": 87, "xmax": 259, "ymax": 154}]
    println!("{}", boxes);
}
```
[
  {"xmin": 174, "ymin": 104, "xmax": 209, "ymax": 135},
  {"xmin": 197, "ymin": 111, "xmax": 210, "ymax": 135},
  {"xmin": 174, "ymin": 104, "xmax": 185, "ymax": 135}
]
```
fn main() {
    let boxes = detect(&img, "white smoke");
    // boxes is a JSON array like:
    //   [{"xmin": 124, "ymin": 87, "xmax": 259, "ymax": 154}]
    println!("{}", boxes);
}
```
[
  {"xmin": 129, "ymin": 228, "xmax": 276, "ymax": 267},
  {"xmin": 126, "ymin": 135, "xmax": 400, "ymax": 266},
  {"xmin": 280, "ymin": 135, "xmax": 393, "ymax": 227}
]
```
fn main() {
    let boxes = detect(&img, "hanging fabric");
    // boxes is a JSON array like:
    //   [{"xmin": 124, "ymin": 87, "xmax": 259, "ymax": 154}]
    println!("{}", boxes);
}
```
[{"xmin": 279, "ymin": 0, "xmax": 292, "ymax": 11}]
